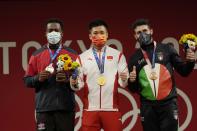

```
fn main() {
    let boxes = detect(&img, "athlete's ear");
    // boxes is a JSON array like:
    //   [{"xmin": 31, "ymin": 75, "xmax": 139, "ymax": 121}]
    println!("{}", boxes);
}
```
[
  {"xmin": 134, "ymin": 33, "xmax": 138, "ymax": 40},
  {"xmin": 150, "ymin": 28, "xmax": 153, "ymax": 35},
  {"xmin": 106, "ymin": 31, "xmax": 108, "ymax": 39},
  {"xmin": 89, "ymin": 34, "xmax": 93, "ymax": 41}
]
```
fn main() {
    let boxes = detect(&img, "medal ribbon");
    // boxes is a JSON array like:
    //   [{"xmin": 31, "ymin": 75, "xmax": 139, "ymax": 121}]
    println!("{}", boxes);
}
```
[
  {"xmin": 47, "ymin": 44, "xmax": 62, "ymax": 63},
  {"xmin": 141, "ymin": 41, "xmax": 157, "ymax": 69},
  {"xmin": 92, "ymin": 47, "xmax": 106, "ymax": 74}
]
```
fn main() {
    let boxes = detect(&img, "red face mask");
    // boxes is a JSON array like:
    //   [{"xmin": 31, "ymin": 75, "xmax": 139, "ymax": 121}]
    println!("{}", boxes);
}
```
[{"xmin": 91, "ymin": 36, "xmax": 106, "ymax": 47}]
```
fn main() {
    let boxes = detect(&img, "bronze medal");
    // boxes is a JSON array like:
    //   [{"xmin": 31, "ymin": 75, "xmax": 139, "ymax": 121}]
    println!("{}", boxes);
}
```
[{"xmin": 149, "ymin": 71, "xmax": 158, "ymax": 80}]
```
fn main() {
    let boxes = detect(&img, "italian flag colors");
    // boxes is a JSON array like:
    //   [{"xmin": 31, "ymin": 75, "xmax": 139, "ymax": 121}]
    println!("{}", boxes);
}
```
[{"xmin": 139, "ymin": 64, "xmax": 172, "ymax": 100}]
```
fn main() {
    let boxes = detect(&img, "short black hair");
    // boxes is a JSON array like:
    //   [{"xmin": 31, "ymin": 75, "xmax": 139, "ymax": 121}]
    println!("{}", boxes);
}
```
[
  {"xmin": 131, "ymin": 18, "xmax": 151, "ymax": 30},
  {"xmin": 45, "ymin": 18, "xmax": 64, "ymax": 31},
  {"xmin": 88, "ymin": 19, "xmax": 108, "ymax": 31}
]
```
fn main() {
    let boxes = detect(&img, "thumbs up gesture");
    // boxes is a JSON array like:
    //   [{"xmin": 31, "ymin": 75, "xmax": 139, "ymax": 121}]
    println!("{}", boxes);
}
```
[{"xmin": 129, "ymin": 66, "xmax": 136, "ymax": 82}]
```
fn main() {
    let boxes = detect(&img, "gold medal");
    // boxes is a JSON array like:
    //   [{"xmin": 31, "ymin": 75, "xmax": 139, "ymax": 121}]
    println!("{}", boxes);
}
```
[
  {"xmin": 149, "ymin": 71, "xmax": 158, "ymax": 80},
  {"xmin": 97, "ymin": 76, "xmax": 106, "ymax": 86}
]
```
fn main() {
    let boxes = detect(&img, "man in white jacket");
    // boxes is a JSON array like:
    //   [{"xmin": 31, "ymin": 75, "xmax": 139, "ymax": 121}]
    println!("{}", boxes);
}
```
[{"xmin": 70, "ymin": 19, "xmax": 129, "ymax": 131}]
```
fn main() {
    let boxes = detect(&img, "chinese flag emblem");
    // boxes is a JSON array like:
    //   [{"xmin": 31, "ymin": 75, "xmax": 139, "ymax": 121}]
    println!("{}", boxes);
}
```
[{"xmin": 107, "ymin": 56, "xmax": 113, "ymax": 60}]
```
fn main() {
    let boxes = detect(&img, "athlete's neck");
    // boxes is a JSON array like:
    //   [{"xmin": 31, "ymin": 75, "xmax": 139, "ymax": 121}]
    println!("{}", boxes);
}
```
[
  {"xmin": 141, "ymin": 42, "xmax": 154, "ymax": 51},
  {"xmin": 93, "ymin": 44, "xmax": 105, "ymax": 52},
  {"xmin": 49, "ymin": 43, "xmax": 61, "ymax": 50}
]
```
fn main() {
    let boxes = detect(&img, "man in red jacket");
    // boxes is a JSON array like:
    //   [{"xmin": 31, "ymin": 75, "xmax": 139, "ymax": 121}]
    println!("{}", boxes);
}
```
[{"xmin": 24, "ymin": 18, "xmax": 78, "ymax": 131}]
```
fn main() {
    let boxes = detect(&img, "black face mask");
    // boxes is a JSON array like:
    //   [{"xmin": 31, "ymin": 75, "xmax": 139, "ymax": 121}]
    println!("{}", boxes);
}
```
[{"xmin": 138, "ymin": 32, "xmax": 152, "ymax": 46}]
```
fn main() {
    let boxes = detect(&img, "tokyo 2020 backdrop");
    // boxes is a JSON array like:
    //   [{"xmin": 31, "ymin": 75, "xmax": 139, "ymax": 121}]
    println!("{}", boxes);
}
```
[{"xmin": 0, "ymin": 0, "xmax": 197, "ymax": 131}]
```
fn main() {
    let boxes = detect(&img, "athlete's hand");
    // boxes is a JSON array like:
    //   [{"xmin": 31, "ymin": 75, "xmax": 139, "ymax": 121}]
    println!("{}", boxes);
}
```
[
  {"xmin": 38, "ymin": 70, "xmax": 50, "ymax": 82},
  {"xmin": 56, "ymin": 71, "xmax": 67, "ymax": 82},
  {"xmin": 120, "ymin": 72, "xmax": 128, "ymax": 81},
  {"xmin": 129, "ymin": 66, "xmax": 136, "ymax": 82},
  {"xmin": 186, "ymin": 49, "xmax": 196, "ymax": 62},
  {"xmin": 70, "ymin": 77, "xmax": 78, "ymax": 86}
]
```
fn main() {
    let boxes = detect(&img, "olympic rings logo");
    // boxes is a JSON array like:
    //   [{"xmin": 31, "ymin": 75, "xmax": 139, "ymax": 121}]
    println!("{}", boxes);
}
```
[{"xmin": 74, "ymin": 88, "xmax": 192, "ymax": 131}]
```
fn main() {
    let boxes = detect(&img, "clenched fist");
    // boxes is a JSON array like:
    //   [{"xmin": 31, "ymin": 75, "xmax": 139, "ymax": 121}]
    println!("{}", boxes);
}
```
[
  {"xmin": 120, "ymin": 72, "xmax": 128, "ymax": 81},
  {"xmin": 186, "ymin": 49, "xmax": 196, "ymax": 62},
  {"xmin": 70, "ymin": 77, "xmax": 78, "ymax": 86},
  {"xmin": 38, "ymin": 70, "xmax": 50, "ymax": 82},
  {"xmin": 56, "ymin": 71, "xmax": 67, "ymax": 82}
]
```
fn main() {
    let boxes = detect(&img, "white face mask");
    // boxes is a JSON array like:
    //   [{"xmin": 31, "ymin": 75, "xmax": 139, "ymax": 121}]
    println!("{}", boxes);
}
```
[{"xmin": 47, "ymin": 31, "xmax": 61, "ymax": 44}]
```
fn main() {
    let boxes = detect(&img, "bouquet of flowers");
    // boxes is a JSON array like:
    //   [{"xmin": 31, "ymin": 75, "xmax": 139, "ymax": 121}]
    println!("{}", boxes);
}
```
[
  {"xmin": 179, "ymin": 33, "xmax": 197, "ymax": 51},
  {"xmin": 57, "ymin": 54, "xmax": 80, "ymax": 79}
]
